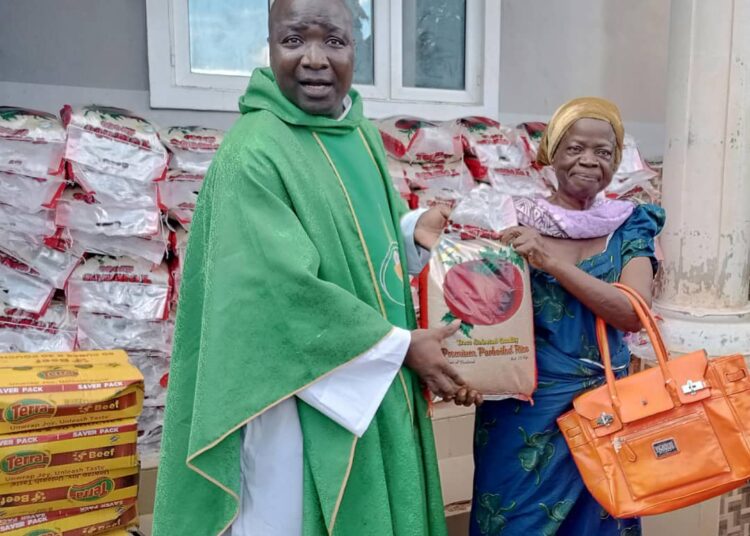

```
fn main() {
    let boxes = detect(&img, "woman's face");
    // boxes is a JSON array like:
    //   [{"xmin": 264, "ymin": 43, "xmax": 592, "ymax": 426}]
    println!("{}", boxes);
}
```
[{"xmin": 551, "ymin": 118, "xmax": 617, "ymax": 201}]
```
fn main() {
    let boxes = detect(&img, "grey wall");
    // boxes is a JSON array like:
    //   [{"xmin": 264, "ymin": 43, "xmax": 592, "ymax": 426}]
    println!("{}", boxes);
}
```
[
  {"xmin": 0, "ymin": 0, "xmax": 672, "ymax": 154},
  {"xmin": 1, "ymin": 0, "xmax": 149, "ymax": 90}
]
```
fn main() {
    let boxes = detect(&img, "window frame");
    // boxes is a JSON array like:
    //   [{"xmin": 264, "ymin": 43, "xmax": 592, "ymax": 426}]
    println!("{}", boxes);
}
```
[{"xmin": 146, "ymin": 0, "xmax": 500, "ymax": 118}]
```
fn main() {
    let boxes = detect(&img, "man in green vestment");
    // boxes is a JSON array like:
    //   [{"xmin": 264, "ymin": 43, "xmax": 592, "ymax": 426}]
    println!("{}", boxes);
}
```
[{"xmin": 152, "ymin": 0, "xmax": 481, "ymax": 534}]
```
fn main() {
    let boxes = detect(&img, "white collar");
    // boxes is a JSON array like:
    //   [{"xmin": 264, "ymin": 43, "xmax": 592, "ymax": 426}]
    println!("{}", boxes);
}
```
[{"xmin": 335, "ymin": 95, "xmax": 353, "ymax": 122}]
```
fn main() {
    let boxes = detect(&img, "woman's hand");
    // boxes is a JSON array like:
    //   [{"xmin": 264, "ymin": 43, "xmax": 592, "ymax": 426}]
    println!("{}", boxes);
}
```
[
  {"xmin": 500, "ymin": 226, "xmax": 556, "ymax": 272},
  {"xmin": 414, "ymin": 205, "xmax": 452, "ymax": 250}
]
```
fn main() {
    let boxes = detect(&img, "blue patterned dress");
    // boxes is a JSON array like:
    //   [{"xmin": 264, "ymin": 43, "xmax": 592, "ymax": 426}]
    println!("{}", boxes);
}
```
[{"xmin": 470, "ymin": 204, "xmax": 665, "ymax": 536}]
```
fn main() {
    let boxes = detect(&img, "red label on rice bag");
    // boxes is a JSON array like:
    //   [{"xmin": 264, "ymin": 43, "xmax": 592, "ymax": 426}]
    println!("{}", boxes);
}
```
[
  {"xmin": 0, "ymin": 300, "xmax": 77, "ymax": 354},
  {"xmin": 0, "ymin": 107, "xmax": 66, "ymax": 179},
  {"xmin": 377, "ymin": 117, "xmax": 463, "ymax": 164},
  {"xmin": 419, "ymin": 187, "xmax": 536, "ymax": 401}
]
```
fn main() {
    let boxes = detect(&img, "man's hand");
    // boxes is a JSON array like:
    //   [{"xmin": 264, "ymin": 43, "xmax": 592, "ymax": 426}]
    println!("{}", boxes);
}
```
[
  {"xmin": 413, "ymin": 205, "xmax": 452, "ymax": 250},
  {"xmin": 405, "ymin": 321, "xmax": 482, "ymax": 406}
]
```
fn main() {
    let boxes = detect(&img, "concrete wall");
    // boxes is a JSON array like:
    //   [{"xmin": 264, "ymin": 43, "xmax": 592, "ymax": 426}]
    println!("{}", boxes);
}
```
[{"xmin": 0, "ymin": 0, "xmax": 671, "ymax": 156}]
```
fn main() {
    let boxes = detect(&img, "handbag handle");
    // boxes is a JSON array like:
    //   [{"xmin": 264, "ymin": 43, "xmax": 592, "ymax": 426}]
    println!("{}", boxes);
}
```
[{"xmin": 595, "ymin": 283, "xmax": 682, "ymax": 416}]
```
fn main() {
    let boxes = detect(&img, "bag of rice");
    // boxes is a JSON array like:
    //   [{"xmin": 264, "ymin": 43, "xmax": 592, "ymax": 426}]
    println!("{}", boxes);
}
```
[
  {"xmin": 0, "ymin": 300, "xmax": 77, "ymax": 353},
  {"xmin": 66, "ymin": 256, "xmax": 171, "ymax": 321},
  {"xmin": 0, "ymin": 231, "xmax": 82, "ymax": 289},
  {"xmin": 387, "ymin": 158, "xmax": 474, "ymax": 192},
  {"xmin": 419, "ymin": 186, "xmax": 536, "ymax": 401},
  {"xmin": 159, "ymin": 125, "xmax": 224, "ymax": 174},
  {"xmin": 55, "ymin": 188, "xmax": 162, "ymax": 238},
  {"xmin": 0, "ymin": 171, "xmax": 66, "ymax": 212},
  {"xmin": 458, "ymin": 117, "xmax": 531, "ymax": 182},
  {"xmin": 62, "ymin": 104, "xmax": 167, "ymax": 182},
  {"xmin": 377, "ymin": 117, "xmax": 463, "ymax": 164},
  {"xmin": 158, "ymin": 169, "xmax": 204, "ymax": 229},
  {"xmin": 77, "ymin": 312, "xmax": 173, "ymax": 355},
  {"xmin": 137, "ymin": 406, "xmax": 164, "ymax": 457},
  {"xmin": 0, "ymin": 107, "xmax": 66, "ymax": 179},
  {"xmin": 517, "ymin": 122, "xmax": 547, "ymax": 162},
  {"xmin": 0, "ymin": 256, "xmax": 56, "ymax": 315},
  {"xmin": 70, "ymin": 228, "xmax": 168, "ymax": 265},
  {"xmin": 0, "ymin": 203, "xmax": 57, "ymax": 240},
  {"xmin": 69, "ymin": 161, "xmax": 159, "ymax": 208},
  {"xmin": 606, "ymin": 134, "xmax": 660, "ymax": 203}
]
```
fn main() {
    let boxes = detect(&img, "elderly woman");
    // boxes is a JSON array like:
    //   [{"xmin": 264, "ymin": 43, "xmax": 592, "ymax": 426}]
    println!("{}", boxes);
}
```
[{"xmin": 470, "ymin": 98, "xmax": 664, "ymax": 535}]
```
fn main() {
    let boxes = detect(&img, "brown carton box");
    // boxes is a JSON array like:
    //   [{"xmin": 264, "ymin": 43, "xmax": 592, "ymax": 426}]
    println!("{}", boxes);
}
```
[{"xmin": 0, "ymin": 350, "xmax": 143, "ymax": 434}]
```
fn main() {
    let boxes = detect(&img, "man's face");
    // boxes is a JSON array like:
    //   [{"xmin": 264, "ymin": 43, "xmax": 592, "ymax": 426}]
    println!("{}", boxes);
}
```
[{"xmin": 269, "ymin": 0, "xmax": 354, "ymax": 117}]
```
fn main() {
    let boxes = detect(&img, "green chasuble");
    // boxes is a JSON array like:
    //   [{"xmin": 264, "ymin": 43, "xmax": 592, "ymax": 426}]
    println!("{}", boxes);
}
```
[{"xmin": 152, "ymin": 67, "xmax": 447, "ymax": 536}]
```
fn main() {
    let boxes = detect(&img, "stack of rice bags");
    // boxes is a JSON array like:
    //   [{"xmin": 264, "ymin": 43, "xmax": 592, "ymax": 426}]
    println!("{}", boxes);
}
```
[
  {"xmin": 456, "ymin": 116, "xmax": 551, "ymax": 197},
  {"xmin": 377, "ymin": 117, "xmax": 473, "ymax": 210},
  {"xmin": 61, "ymin": 105, "xmax": 172, "ymax": 457},
  {"xmin": 0, "ymin": 107, "xmax": 79, "ymax": 352}
]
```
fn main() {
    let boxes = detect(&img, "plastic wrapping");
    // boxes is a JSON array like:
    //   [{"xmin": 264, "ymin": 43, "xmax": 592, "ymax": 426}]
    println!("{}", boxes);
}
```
[
  {"xmin": 70, "ymin": 228, "xmax": 168, "ymax": 265},
  {"xmin": 0, "ymin": 300, "xmax": 77, "ymax": 352},
  {"xmin": 0, "ymin": 171, "xmax": 66, "ymax": 212},
  {"xmin": 387, "ymin": 158, "xmax": 474, "ymax": 192},
  {"xmin": 158, "ymin": 170, "xmax": 203, "ymax": 229},
  {"xmin": 607, "ymin": 134, "xmax": 660, "ymax": 203},
  {"xmin": 159, "ymin": 125, "xmax": 223, "ymax": 174},
  {"xmin": 66, "ymin": 256, "xmax": 171, "ymax": 321},
  {"xmin": 77, "ymin": 312, "xmax": 173, "ymax": 355},
  {"xmin": 377, "ymin": 116, "xmax": 463, "ymax": 164},
  {"xmin": 0, "ymin": 231, "xmax": 82, "ymax": 288},
  {"xmin": 128, "ymin": 352, "xmax": 170, "ymax": 407},
  {"xmin": 0, "ymin": 107, "xmax": 66, "ymax": 179},
  {"xmin": 137, "ymin": 406, "xmax": 164, "ymax": 456},
  {"xmin": 70, "ymin": 161, "xmax": 159, "ymax": 207},
  {"xmin": 55, "ymin": 188, "xmax": 162, "ymax": 238},
  {"xmin": 420, "ymin": 186, "xmax": 536, "ymax": 401},
  {"xmin": 488, "ymin": 167, "xmax": 552, "ymax": 198},
  {"xmin": 62, "ymin": 104, "xmax": 167, "ymax": 182},
  {"xmin": 458, "ymin": 117, "xmax": 531, "ymax": 181},
  {"xmin": 0, "ymin": 203, "xmax": 57, "ymax": 238},
  {"xmin": 0, "ymin": 261, "xmax": 56, "ymax": 315}
]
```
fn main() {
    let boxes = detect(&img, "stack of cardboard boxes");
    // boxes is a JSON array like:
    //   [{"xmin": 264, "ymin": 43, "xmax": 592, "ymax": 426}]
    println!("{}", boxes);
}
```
[{"xmin": 0, "ymin": 350, "xmax": 143, "ymax": 536}]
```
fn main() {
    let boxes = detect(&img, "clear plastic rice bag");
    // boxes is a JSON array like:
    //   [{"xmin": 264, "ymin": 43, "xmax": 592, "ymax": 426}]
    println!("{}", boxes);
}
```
[
  {"xmin": 0, "ymin": 231, "xmax": 82, "ymax": 289},
  {"xmin": 77, "ymin": 312, "xmax": 173, "ymax": 355},
  {"xmin": 159, "ymin": 125, "xmax": 223, "ymax": 174},
  {"xmin": 0, "ymin": 171, "xmax": 66, "ymax": 212},
  {"xmin": 69, "ymin": 161, "xmax": 159, "ymax": 208},
  {"xmin": 128, "ymin": 352, "xmax": 170, "ymax": 407},
  {"xmin": 377, "ymin": 116, "xmax": 463, "ymax": 164},
  {"xmin": 0, "ymin": 300, "xmax": 77, "ymax": 353},
  {"xmin": 70, "ymin": 228, "xmax": 168, "ymax": 265},
  {"xmin": 55, "ymin": 188, "xmax": 162, "ymax": 238},
  {"xmin": 0, "ymin": 107, "xmax": 66, "ymax": 179},
  {"xmin": 0, "ymin": 259, "xmax": 56, "ymax": 315},
  {"xmin": 458, "ymin": 117, "xmax": 531, "ymax": 181},
  {"xmin": 62, "ymin": 104, "xmax": 168, "ymax": 182},
  {"xmin": 387, "ymin": 158, "xmax": 474, "ymax": 192},
  {"xmin": 66, "ymin": 255, "xmax": 171, "ymax": 321},
  {"xmin": 0, "ymin": 203, "xmax": 57, "ymax": 239},
  {"xmin": 158, "ymin": 169, "xmax": 204, "ymax": 230}
]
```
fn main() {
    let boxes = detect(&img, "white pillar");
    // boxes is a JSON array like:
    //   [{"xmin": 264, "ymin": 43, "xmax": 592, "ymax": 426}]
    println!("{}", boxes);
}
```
[{"xmin": 654, "ymin": 0, "xmax": 750, "ymax": 358}]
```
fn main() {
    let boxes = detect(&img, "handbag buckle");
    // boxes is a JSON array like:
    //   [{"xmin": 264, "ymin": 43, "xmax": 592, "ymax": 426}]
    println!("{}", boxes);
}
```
[
  {"xmin": 596, "ymin": 412, "xmax": 615, "ymax": 427},
  {"xmin": 681, "ymin": 379, "xmax": 706, "ymax": 395}
]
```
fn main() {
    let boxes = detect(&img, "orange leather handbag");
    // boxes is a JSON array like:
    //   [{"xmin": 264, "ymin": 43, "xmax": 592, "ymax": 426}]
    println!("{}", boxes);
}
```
[{"xmin": 557, "ymin": 283, "xmax": 750, "ymax": 518}]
